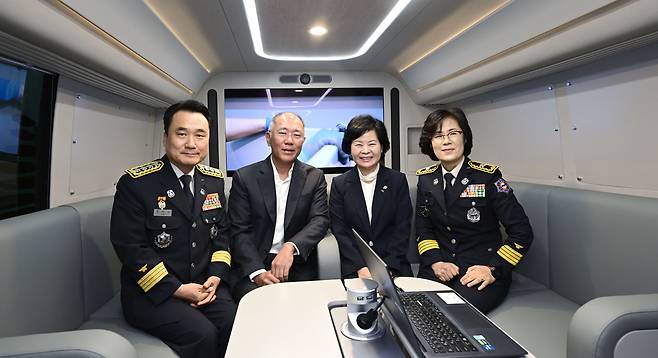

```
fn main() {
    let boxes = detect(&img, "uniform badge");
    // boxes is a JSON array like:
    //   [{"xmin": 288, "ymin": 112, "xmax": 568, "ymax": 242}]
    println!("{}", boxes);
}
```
[
  {"xmin": 495, "ymin": 178, "xmax": 510, "ymax": 193},
  {"xmin": 461, "ymin": 178, "xmax": 469, "ymax": 185},
  {"xmin": 200, "ymin": 188, "xmax": 206, "ymax": 196},
  {"xmin": 460, "ymin": 184, "xmax": 486, "ymax": 198},
  {"xmin": 381, "ymin": 185, "xmax": 388, "ymax": 193},
  {"xmin": 210, "ymin": 224, "xmax": 218, "ymax": 238},
  {"xmin": 433, "ymin": 178, "xmax": 439, "ymax": 185},
  {"xmin": 155, "ymin": 231, "xmax": 172, "ymax": 248},
  {"xmin": 202, "ymin": 193, "xmax": 222, "ymax": 211},
  {"xmin": 138, "ymin": 264, "xmax": 148, "ymax": 273},
  {"xmin": 467, "ymin": 207, "xmax": 481, "ymax": 223},
  {"xmin": 157, "ymin": 196, "xmax": 166, "ymax": 210},
  {"xmin": 166, "ymin": 189, "xmax": 175, "ymax": 198}
]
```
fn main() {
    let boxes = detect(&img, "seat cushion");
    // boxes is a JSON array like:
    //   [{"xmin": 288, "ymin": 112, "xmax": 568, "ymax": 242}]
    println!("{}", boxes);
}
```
[
  {"xmin": 488, "ymin": 288, "xmax": 579, "ymax": 358},
  {"xmin": 80, "ymin": 318, "xmax": 177, "ymax": 358},
  {"xmin": 82, "ymin": 293, "xmax": 176, "ymax": 358}
]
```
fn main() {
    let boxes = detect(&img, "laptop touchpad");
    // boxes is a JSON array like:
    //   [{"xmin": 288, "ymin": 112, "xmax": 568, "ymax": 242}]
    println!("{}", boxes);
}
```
[{"xmin": 448, "ymin": 306, "xmax": 494, "ymax": 330}]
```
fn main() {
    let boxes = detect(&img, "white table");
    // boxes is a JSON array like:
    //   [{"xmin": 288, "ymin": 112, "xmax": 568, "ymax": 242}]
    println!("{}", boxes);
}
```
[{"xmin": 226, "ymin": 278, "xmax": 534, "ymax": 357}]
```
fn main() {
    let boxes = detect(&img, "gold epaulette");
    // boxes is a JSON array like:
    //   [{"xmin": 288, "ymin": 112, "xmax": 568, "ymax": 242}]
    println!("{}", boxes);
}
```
[
  {"xmin": 125, "ymin": 160, "xmax": 164, "ymax": 179},
  {"xmin": 468, "ymin": 160, "xmax": 498, "ymax": 174},
  {"xmin": 416, "ymin": 164, "xmax": 439, "ymax": 176},
  {"xmin": 196, "ymin": 163, "xmax": 224, "ymax": 178}
]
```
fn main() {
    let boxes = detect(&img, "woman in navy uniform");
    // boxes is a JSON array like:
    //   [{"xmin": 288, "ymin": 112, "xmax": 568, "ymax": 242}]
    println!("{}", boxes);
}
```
[
  {"xmin": 415, "ymin": 108, "xmax": 533, "ymax": 313},
  {"xmin": 330, "ymin": 115, "xmax": 413, "ymax": 279},
  {"xmin": 111, "ymin": 100, "xmax": 236, "ymax": 358}
]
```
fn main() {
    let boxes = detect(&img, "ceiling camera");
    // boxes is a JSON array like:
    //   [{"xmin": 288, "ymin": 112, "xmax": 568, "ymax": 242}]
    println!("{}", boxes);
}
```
[{"xmin": 299, "ymin": 73, "xmax": 311, "ymax": 85}]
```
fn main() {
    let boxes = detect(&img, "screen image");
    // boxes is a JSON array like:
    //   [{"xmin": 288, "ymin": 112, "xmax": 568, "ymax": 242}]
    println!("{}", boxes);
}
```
[
  {"xmin": 224, "ymin": 87, "xmax": 384, "ymax": 173},
  {"xmin": 0, "ymin": 62, "xmax": 27, "ymax": 155}
]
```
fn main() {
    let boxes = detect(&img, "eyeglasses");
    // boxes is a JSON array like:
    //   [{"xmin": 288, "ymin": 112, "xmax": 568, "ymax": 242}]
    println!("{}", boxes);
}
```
[
  {"xmin": 432, "ymin": 130, "xmax": 462, "ymax": 142},
  {"xmin": 271, "ymin": 130, "xmax": 304, "ymax": 141}
]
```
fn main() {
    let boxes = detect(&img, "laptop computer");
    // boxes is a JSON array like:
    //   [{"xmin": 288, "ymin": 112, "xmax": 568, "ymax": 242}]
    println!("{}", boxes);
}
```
[{"xmin": 351, "ymin": 228, "xmax": 527, "ymax": 358}]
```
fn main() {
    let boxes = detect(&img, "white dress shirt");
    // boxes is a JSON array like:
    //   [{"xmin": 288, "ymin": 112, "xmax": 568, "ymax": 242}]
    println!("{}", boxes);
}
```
[
  {"xmin": 358, "ymin": 164, "xmax": 379, "ymax": 223},
  {"xmin": 441, "ymin": 157, "xmax": 465, "ymax": 189},
  {"xmin": 170, "ymin": 163, "xmax": 195, "ymax": 194}
]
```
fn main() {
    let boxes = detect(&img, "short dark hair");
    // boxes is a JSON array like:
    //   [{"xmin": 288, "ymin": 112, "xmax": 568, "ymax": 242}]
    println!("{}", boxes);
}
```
[
  {"xmin": 163, "ymin": 100, "xmax": 211, "ymax": 134},
  {"xmin": 418, "ymin": 108, "xmax": 473, "ymax": 161},
  {"xmin": 341, "ymin": 114, "xmax": 390, "ymax": 155}
]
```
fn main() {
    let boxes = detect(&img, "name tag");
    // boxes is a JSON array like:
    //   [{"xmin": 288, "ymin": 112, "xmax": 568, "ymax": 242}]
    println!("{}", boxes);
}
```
[{"xmin": 153, "ymin": 209, "xmax": 172, "ymax": 217}]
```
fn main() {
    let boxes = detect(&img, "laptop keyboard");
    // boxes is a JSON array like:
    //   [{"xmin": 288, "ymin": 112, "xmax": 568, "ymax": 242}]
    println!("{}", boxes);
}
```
[{"xmin": 400, "ymin": 293, "xmax": 478, "ymax": 354}]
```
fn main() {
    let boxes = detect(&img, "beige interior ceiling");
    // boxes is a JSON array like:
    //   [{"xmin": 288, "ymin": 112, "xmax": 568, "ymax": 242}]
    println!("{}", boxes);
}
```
[
  {"xmin": 142, "ymin": 0, "xmax": 507, "ymax": 72},
  {"xmin": 142, "ymin": 0, "xmax": 246, "ymax": 74},
  {"xmin": 256, "ymin": 0, "xmax": 397, "ymax": 57},
  {"xmin": 3, "ymin": 0, "xmax": 654, "ymax": 107}
]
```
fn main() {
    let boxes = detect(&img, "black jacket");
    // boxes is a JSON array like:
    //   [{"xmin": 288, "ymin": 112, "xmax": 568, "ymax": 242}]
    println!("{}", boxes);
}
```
[
  {"xmin": 110, "ymin": 155, "xmax": 231, "ymax": 310},
  {"xmin": 330, "ymin": 166, "xmax": 413, "ymax": 277},
  {"xmin": 415, "ymin": 158, "xmax": 533, "ymax": 278},
  {"xmin": 228, "ymin": 157, "xmax": 329, "ymax": 282}
]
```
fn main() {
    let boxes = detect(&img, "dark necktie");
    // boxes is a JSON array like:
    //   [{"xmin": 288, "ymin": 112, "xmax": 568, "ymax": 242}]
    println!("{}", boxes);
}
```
[
  {"xmin": 444, "ymin": 172, "xmax": 455, "ymax": 205},
  {"xmin": 179, "ymin": 174, "xmax": 194, "ymax": 213}
]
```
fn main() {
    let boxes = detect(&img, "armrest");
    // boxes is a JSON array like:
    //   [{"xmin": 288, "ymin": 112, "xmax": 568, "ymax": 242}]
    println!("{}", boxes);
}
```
[
  {"xmin": 317, "ymin": 232, "xmax": 341, "ymax": 280},
  {"xmin": 567, "ymin": 293, "xmax": 658, "ymax": 358},
  {"xmin": 0, "ymin": 329, "xmax": 138, "ymax": 358}
]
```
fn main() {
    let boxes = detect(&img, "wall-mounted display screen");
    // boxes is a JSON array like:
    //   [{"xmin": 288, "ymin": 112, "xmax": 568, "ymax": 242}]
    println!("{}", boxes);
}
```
[{"xmin": 224, "ymin": 87, "xmax": 384, "ymax": 174}]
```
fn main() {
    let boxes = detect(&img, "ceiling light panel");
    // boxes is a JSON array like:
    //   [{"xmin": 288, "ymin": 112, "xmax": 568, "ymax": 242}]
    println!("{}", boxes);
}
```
[{"xmin": 243, "ymin": 0, "xmax": 411, "ymax": 61}]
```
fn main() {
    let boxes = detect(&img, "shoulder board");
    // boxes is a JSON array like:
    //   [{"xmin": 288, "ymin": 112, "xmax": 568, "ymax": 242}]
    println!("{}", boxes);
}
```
[
  {"xmin": 196, "ymin": 164, "xmax": 224, "ymax": 178},
  {"xmin": 125, "ymin": 160, "xmax": 163, "ymax": 179},
  {"xmin": 416, "ymin": 164, "xmax": 439, "ymax": 176},
  {"xmin": 468, "ymin": 160, "xmax": 498, "ymax": 174}
]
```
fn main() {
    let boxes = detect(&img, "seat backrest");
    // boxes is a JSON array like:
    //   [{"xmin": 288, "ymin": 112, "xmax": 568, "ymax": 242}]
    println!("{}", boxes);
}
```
[
  {"xmin": 407, "ymin": 174, "xmax": 420, "ymax": 264},
  {"xmin": 504, "ymin": 182, "xmax": 552, "ymax": 287},
  {"xmin": 0, "ymin": 207, "xmax": 84, "ymax": 337},
  {"xmin": 548, "ymin": 187, "xmax": 658, "ymax": 305},
  {"xmin": 64, "ymin": 196, "xmax": 120, "ymax": 319}
]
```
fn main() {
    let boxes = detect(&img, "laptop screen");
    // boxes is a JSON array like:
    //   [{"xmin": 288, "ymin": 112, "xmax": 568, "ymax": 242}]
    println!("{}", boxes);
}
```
[{"xmin": 351, "ymin": 228, "xmax": 427, "ymax": 357}]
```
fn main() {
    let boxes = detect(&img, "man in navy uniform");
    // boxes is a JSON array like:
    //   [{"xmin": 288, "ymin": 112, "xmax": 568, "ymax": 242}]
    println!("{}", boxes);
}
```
[
  {"xmin": 111, "ymin": 100, "xmax": 235, "ymax": 358},
  {"xmin": 228, "ymin": 112, "xmax": 329, "ymax": 302}
]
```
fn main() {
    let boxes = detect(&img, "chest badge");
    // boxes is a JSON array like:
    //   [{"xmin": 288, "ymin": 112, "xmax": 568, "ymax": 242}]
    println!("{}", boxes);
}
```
[
  {"xmin": 433, "ymin": 178, "xmax": 439, "ymax": 185},
  {"xmin": 210, "ymin": 224, "xmax": 218, "ymax": 238},
  {"xmin": 157, "ymin": 196, "xmax": 167, "ymax": 210},
  {"xmin": 461, "ymin": 178, "xmax": 469, "ymax": 185},
  {"xmin": 467, "ymin": 207, "xmax": 481, "ymax": 223},
  {"xmin": 202, "ymin": 193, "xmax": 222, "ymax": 211},
  {"xmin": 166, "ymin": 189, "xmax": 175, "ymax": 198},
  {"xmin": 155, "ymin": 231, "xmax": 172, "ymax": 248}
]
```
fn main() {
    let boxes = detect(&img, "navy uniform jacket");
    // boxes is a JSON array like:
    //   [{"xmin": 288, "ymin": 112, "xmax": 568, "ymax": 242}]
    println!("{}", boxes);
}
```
[
  {"xmin": 415, "ymin": 159, "xmax": 533, "ymax": 278},
  {"xmin": 330, "ymin": 166, "xmax": 413, "ymax": 277},
  {"xmin": 228, "ymin": 157, "xmax": 329, "ymax": 282},
  {"xmin": 111, "ymin": 155, "xmax": 231, "ymax": 312}
]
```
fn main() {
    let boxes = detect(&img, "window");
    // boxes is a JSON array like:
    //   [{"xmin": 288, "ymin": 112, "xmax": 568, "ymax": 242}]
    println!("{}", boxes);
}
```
[{"xmin": 0, "ymin": 57, "xmax": 58, "ymax": 220}]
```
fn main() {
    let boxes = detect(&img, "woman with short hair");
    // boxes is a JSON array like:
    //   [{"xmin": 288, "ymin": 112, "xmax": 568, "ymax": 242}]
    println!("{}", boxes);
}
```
[
  {"xmin": 414, "ymin": 108, "xmax": 533, "ymax": 313},
  {"xmin": 330, "ymin": 114, "xmax": 413, "ymax": 279}
]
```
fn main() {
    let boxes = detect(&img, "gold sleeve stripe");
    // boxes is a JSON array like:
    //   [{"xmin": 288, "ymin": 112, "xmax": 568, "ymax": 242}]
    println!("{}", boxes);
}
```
[
  {"xmin": 501, "ymin": 245, "xmax": 523, "ymax": 260},
  {"xmin": 137, "ymin": 262, "xmax": 168, "ymax": 292},
  {"xmin": 418, "ymin": 240, "xmax": 440, "ymax": 255},
  {"xmin": 211, "ymin": 251, "xmax": 231, "ymax": 266},
  {"xmin": 138, "ymin": 263, "xmax": 167, "ymax": 292},
  {"xmin": 497, "ymin": 248, "xmax": 519, "ymax": 266}
]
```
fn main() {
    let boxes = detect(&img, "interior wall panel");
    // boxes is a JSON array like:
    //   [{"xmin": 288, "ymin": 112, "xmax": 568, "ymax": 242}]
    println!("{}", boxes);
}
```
[
  {"xmin": 465, "ymin": 87, "xmax": 563, "ymax": 181},
  {"xmin": 50, "ymin": 78, "xmax": 157, "ymax": 207},
  {"xmin": 565, "ymin": 55, "xmax": 658, "ymax": 191}
]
